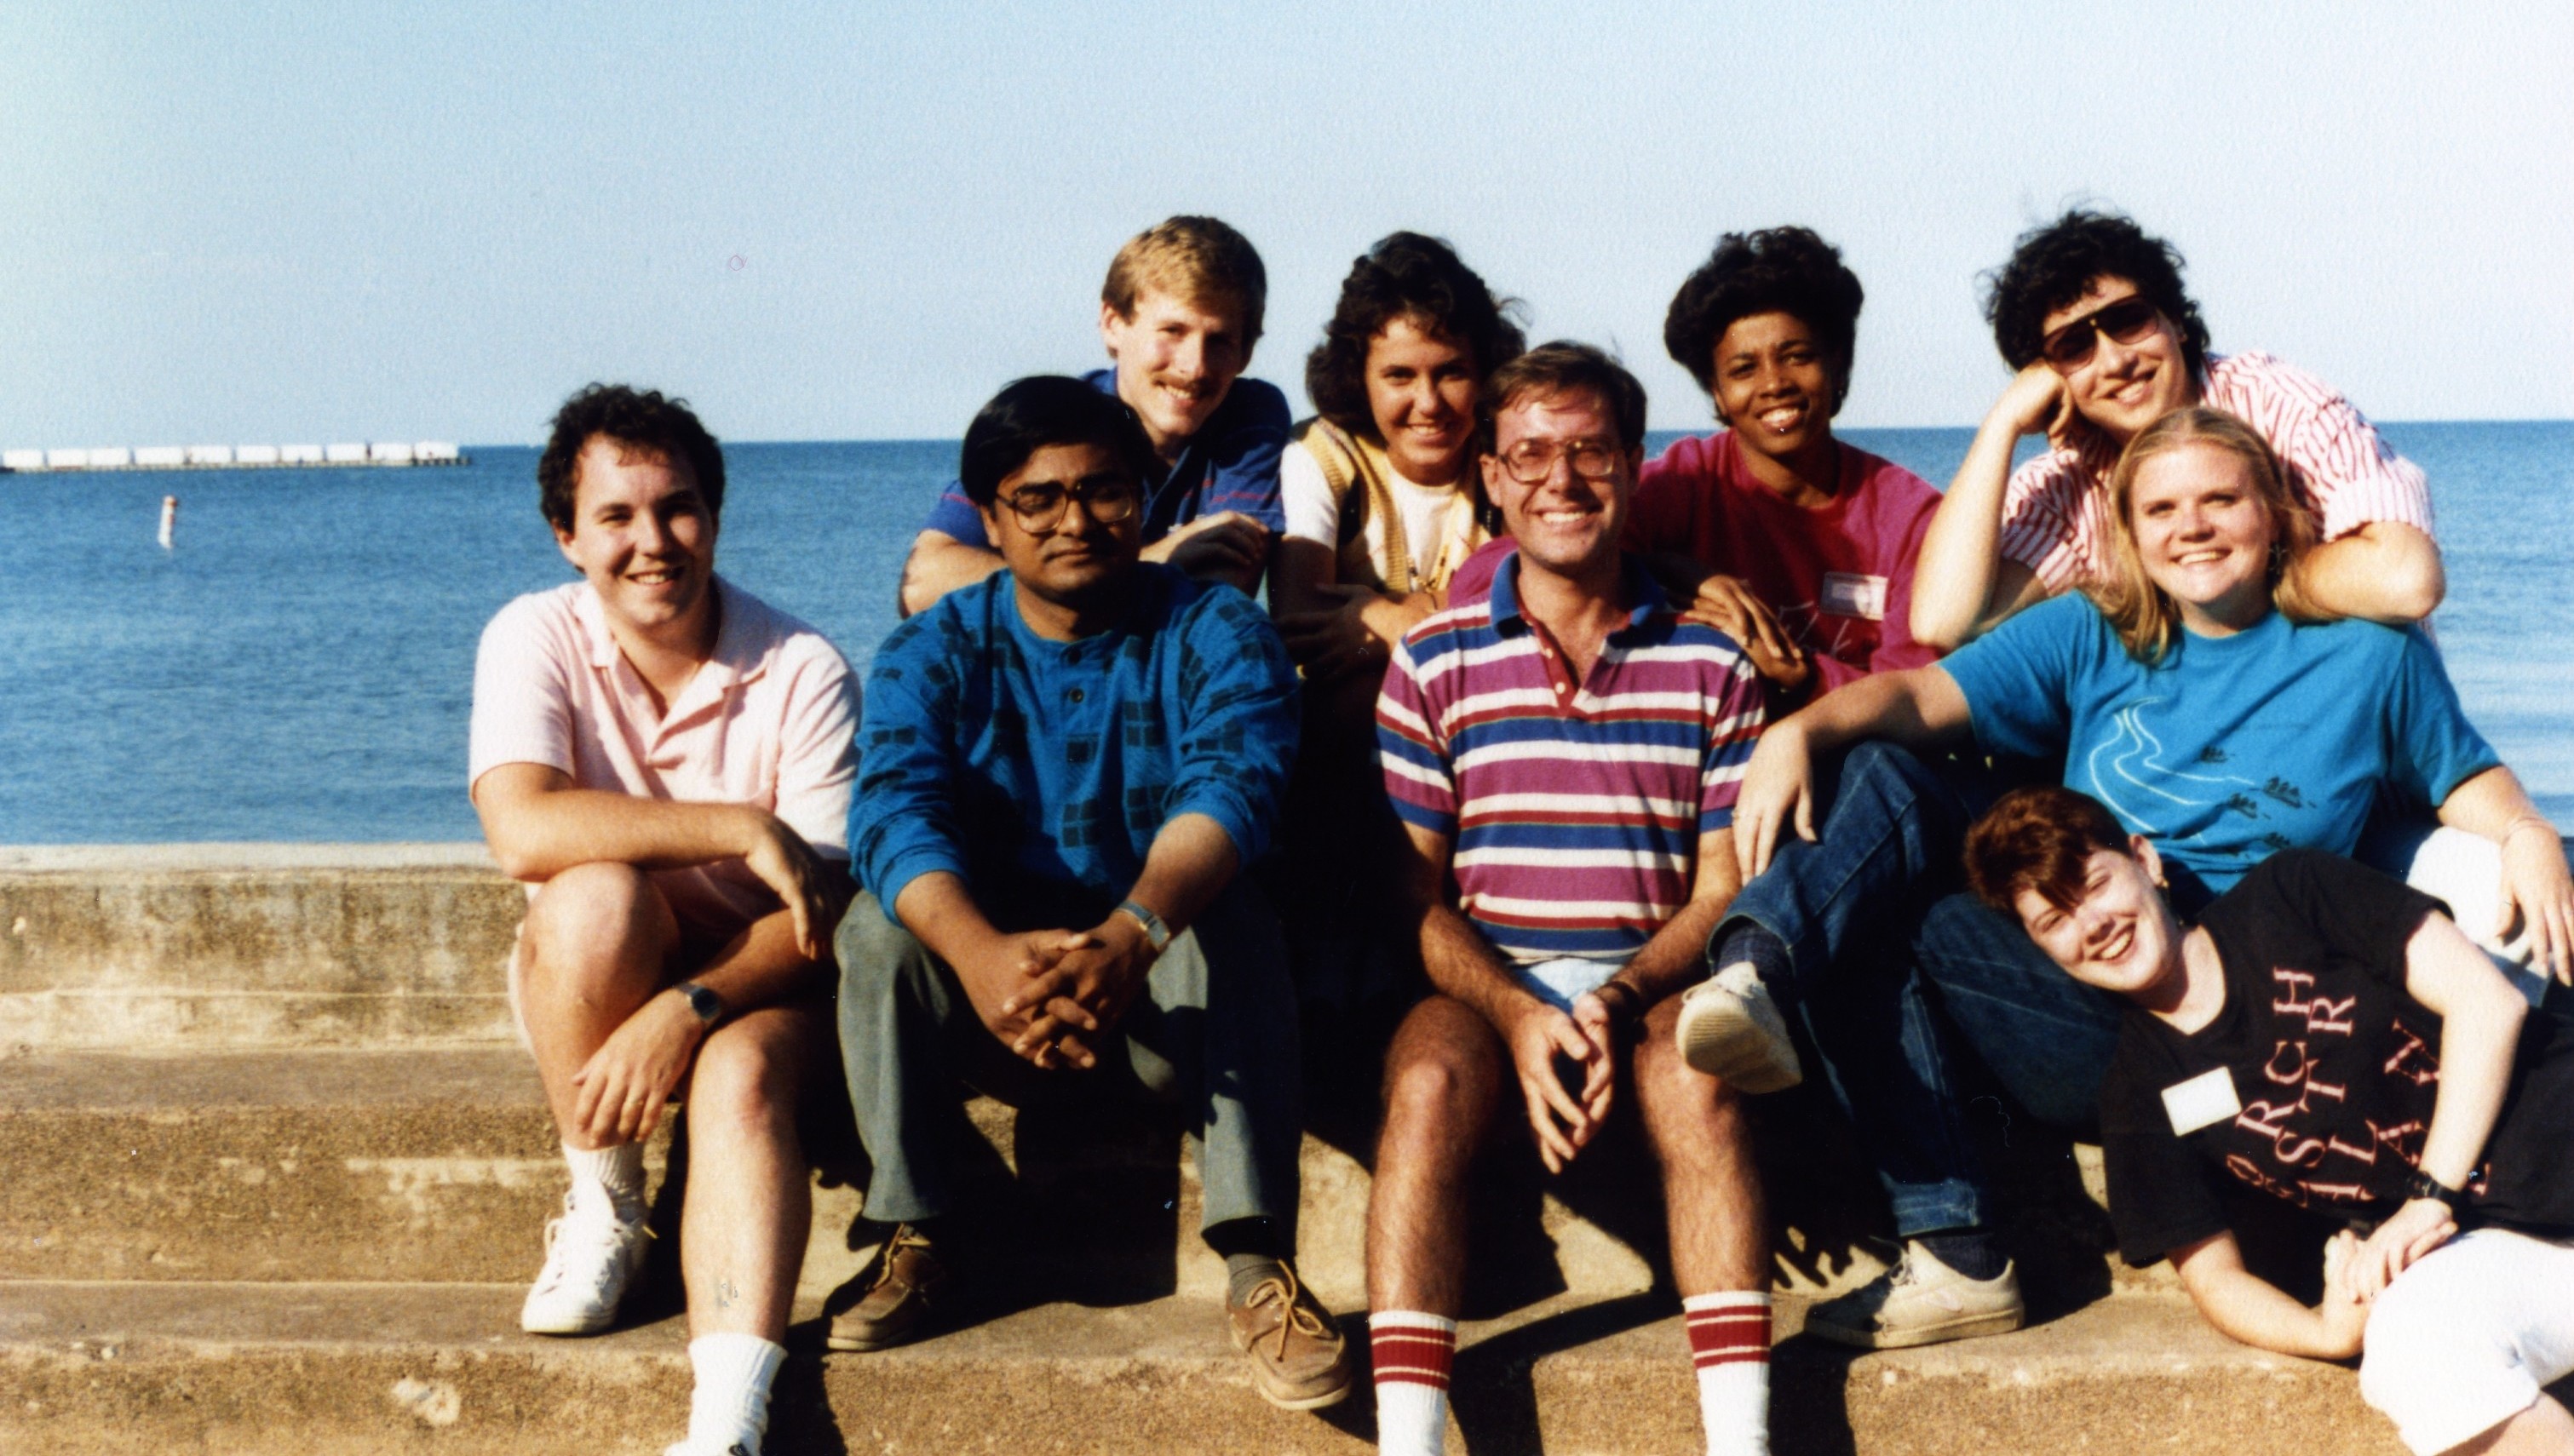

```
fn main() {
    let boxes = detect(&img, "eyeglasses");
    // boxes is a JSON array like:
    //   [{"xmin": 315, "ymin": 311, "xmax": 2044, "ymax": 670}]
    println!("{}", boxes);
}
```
[
  {"xmin": 1495, "ymin": 437, "xmax": 1622, "ymax": 484},
  {"xmin": 997, "ymin": 473, "xmax": 1140, "ymax": 533},
  {"xmin": 2037, "ymin": 296, "xmax": 2164, "ymax": 373}
]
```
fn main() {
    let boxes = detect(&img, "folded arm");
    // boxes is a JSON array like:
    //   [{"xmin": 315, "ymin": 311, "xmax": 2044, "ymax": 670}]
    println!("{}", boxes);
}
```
[
  {"xmin": 473, "ymin": 762, "xmax": 844, "ymax": 959},
  {"xmin": 898, "ymin": 529, "xmax": 1006, "ymax": 618},
  {"xmin": 2171, "ymin": 1229, "xmax": 2369, "ymax": 1361},
  {"xmin": 1732, "ymin": 665, "xmax": 1974, "ymax": 876},
  {"xmin": 2286, "ymin": 523, "xmax": 2445, "ymax": 625},
  {"xmin": 1912, "ymin": 365, "xmax": 2066, "ymax": 650},
  {"xmin": 2437, "ymin": 765, "xmax": 2574, "ymax": 981}
]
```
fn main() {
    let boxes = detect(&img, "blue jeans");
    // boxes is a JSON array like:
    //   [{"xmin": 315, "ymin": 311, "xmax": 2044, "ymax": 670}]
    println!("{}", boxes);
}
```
[{"xmin": 1718, "ymin": 742, "xmax": 2123, "ymax": 1236}]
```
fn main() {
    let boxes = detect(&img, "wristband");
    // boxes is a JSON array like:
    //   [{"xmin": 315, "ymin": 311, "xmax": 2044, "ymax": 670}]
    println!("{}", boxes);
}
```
[{"xmin": 1116, "ymin": 899, "xmax": 1173, "ymax": 955}]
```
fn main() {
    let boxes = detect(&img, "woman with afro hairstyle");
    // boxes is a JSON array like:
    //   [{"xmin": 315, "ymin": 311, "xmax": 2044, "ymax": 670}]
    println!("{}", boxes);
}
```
[
  {"xmin": 1634, "ymin": 226, "xmax": 1945, "ymax": 708},
  {"xmin": 1447, "ymin": 226, "xmax": 1942, "ymax": 712},
  {"xmin": 1911, "ymin": 208, "xmax": 2443, "ymax": 651}
]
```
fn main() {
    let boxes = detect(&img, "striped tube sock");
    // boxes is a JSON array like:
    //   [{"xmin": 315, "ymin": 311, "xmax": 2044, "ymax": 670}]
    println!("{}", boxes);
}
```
[
  {"xmin": 1370, "ymin": 1310, "xmax": 1456, "ymax": 1456},
  {"xmin": 685, "ymin": 1333, "xmax": 784, "ymax": 1456},
  {"xmin": 1683, "ymin": 1292, "xmax": 1771, "ymax": 1456}
]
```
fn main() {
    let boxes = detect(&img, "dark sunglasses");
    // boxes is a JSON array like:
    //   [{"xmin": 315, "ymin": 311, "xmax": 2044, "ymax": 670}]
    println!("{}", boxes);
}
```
[{"xmin": 2037, "ymin": 296, "xmax": 2163, "ymax": 372}]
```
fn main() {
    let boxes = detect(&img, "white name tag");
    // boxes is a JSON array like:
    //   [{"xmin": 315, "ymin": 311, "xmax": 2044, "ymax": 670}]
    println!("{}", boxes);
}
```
[
  {"xmin": 1820, "ymin": 572, "xmax": 1887, "ymax": 621},
  {"xmin": 2162, "ymin": 1067, "xmax": 2242, "ymax": 1137}
]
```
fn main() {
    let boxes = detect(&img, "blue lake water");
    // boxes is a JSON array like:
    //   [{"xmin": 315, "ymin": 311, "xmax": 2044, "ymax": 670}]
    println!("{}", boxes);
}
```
[{"xmin": 2, "ymin": 422, "xmax": 2566, "ymax": 841}]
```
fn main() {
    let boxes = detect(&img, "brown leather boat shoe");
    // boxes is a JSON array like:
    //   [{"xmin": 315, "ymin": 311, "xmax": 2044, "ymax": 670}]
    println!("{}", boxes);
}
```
[
  {"xmin": 825, "ymin": 1224, "xmax": 951, "ymax": 1353},
  {"xmin": 1226, "ymin": 1263, "xmax": 1352, "ymax": 1411}
]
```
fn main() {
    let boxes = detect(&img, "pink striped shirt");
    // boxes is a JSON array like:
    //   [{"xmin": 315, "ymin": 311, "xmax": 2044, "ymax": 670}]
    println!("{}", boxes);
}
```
[{"xmin": 1999, "ymin": 352, "xmax": 2435, "ymax": 592}]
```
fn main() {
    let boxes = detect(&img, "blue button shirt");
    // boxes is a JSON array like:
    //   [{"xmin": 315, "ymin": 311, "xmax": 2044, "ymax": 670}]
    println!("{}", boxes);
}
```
[{"xmin": 850, "ymin": 564, "xmax": 1299, "ymax": 920}]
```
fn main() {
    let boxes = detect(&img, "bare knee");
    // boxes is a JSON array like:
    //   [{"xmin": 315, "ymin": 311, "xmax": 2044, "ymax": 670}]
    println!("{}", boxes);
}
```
[
  {"xmin": 522, "ymin": 863, "xmax": 675, "ymax": 989},
  {"xmin": 687, "ymin": 1017, "xmax": 806, "ymax": 1141},
  {"xmin": 1635, "ymin": 999, "xmax": 1750, "ymax": 1149},
  {"xmin": 1379, "ymin": 1000, "xmax": 1502, "ymax": 1151}
]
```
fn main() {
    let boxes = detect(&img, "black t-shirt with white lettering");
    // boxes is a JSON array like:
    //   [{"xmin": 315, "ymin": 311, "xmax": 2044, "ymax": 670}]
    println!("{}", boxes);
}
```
[{"xmin": 2100, "ymin": 849, "xmax": 2574, "ymax": 1267}]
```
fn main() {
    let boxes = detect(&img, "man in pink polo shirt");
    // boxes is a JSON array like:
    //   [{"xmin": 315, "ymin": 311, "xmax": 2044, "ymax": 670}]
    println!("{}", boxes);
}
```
[{"xmin": 468, "ymin": 384, "xmax": 857, "ymax": 1456}]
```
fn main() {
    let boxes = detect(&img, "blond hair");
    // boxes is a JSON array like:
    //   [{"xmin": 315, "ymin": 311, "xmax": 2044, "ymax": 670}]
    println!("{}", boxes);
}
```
[
  {"xmin": 1101, "ymin": 215, "xmax": 1267, "ymax": 344},
  {"xmin": 2088, "ymin": 406, "xmax": 2324, "ymax": 663}
]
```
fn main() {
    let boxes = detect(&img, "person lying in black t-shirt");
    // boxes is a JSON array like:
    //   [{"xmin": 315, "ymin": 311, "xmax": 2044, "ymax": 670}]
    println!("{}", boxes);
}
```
[{"xmin": 1963, "ymin": 785, "xmax": 2574, "ymax": 1456}]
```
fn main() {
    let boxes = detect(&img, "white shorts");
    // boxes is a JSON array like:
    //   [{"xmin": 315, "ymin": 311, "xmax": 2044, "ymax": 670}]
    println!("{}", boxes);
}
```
[
  {"xmin": 1512, "ymin": 956, "xmax": 1620, "ymax": 1012},
  {"xmin": 2359, "ymin": 1227, "xmax": 2574, "ymax": 1454},
  {"xmin": 2382, "ymin": 825, "xmax": 2550, "ymax": 1000}
]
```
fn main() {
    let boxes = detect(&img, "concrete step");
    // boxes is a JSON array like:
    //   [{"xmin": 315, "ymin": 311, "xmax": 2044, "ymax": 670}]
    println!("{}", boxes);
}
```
[
  {"xmin": 0, "ymin": 1046, "xmax": 2164, "ymax": 1313},
  {"xmin": 0, "ymin": 845, "xmax": 520, "ymax": 1052},
  {"xmin": 0, "ymin": 1279, "xmax": 2404, "ymax": 1455},
  {"xmin": 0, "ymin": 1048, "xmax": 1722, "ymax": 1313}
]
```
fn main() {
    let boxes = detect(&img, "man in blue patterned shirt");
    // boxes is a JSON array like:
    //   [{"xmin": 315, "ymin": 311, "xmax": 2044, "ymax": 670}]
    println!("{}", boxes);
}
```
[{"xmin": 830, "ymin": 375, "xmax": 1348, "ymax": 1412}]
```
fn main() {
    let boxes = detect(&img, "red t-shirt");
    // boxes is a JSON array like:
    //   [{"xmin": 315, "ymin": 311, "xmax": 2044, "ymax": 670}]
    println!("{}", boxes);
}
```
[{"xmin": 1447, "ymin": 433, "xmax": 1944, "ymax": 691}]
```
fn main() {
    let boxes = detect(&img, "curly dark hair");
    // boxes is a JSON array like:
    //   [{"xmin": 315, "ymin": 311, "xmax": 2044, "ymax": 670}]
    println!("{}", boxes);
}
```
[
  {"xmin": 537, "ymin": 384, "xmax": 725, "ymax": 532},
  {"xmin": 1485, "ymin": 341, "xmax": 1648, "ymax": 455},
  {"xmin": 1304, "ymin": 232, "xmax": 1525, "ymax": 438},
  {"xmin": 1662, "ymin": 226, "xmax": 1864, "ymax": 407},
  {"xmin": 1985, "ymin": 209, "xmax": 2211, "ymax": 379},
  {"xmin": 957, "ymin": 375, "xmax": 1158, "ymax": 507}
]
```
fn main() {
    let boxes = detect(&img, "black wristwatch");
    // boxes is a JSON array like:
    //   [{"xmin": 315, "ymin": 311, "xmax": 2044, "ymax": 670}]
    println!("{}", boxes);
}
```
[
  {"xmin": 675, "ymin": 980, "xmax": 726, "ymax": 1028},
  {"xmin": 2403, "ymin": 1167, "xmax": 2462, "ymax": 1210}
]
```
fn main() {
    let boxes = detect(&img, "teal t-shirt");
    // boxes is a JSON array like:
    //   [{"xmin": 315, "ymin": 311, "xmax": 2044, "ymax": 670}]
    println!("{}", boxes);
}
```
[{"xmin": 1939, "ymin": 595, "xmax": 2496, "ymax": 896}]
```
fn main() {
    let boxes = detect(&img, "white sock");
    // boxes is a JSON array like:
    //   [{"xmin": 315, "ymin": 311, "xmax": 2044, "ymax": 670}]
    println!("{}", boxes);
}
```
[
  {"xmin": 685, "ymin": 1333, "xmax": 784, "ymax": 1456},
  {"xmin": 1370, "ymin": 1310, "xmax": 1456, "ymax": 1456},
  {"xmin": 1683, "ymin": 1292, "xmax": 1771, "ymax": 1456},
  {"xmin": 563, "ymin": 1141, "xmax": 645, "ymax": 1223}
]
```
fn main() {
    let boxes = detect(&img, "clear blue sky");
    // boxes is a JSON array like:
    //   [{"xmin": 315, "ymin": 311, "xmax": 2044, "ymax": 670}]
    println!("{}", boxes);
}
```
[{"xmin": 3, "ymin": 2, "xmax": 2566, "ymax": 447}]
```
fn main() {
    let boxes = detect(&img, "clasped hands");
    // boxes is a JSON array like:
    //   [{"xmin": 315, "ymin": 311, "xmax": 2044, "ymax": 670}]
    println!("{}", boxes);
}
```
[
  {"xmin": 2315, "ymin": 1196, "xmax": 2459, "ymax": 1354},
  {"xmin": 964, "ymin": 914, "xmax": 1159, "ymax": 1071},
  {"xmin": 1508, "ymin": 989, "xmax": 1632, "ymax": 1175}
]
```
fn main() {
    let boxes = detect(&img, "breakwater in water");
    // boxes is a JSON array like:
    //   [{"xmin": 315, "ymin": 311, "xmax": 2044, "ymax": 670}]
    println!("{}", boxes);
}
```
[{"xmin": 3, "ymin": 440, "xmax": 466, "ymax": 472}]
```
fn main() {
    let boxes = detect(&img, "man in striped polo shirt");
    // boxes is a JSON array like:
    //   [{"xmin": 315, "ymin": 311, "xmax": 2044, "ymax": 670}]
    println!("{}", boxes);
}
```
[{"xmin": 1368, "ymin": 344, "xmax": 1778, "ymax": 1456}]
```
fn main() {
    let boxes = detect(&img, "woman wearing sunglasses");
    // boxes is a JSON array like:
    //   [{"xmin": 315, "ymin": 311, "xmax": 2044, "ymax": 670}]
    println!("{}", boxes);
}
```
[{"xmin": 1911, "ymin": 209, "xmax": 2444, "ymax": 651}]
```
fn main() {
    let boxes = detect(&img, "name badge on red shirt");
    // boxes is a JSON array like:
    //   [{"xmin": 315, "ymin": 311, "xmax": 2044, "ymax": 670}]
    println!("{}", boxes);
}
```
[
  {"xmin": 1820, "ymin": 572, "xmax": 1887, "ymax": 622},
  {"xmin": 2162, "ymin": 1067, "xmax": 2243, "ymax": 1137}
]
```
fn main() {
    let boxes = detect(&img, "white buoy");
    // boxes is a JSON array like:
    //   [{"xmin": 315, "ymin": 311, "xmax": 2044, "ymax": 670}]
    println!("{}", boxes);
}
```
[{"xmin": 158, "ymin": 496, "xmax": 177, "ymax": 551}]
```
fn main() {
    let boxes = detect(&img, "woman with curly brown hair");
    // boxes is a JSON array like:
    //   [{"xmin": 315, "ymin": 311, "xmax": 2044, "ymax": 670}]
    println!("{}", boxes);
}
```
[
  {"xmin": 1912, "ymin": 208, "xmax": 2445, "ymax": 651},
  {"xmin": 1269, "ymin": 232, "xmax": 1524, "ymax": 681}
]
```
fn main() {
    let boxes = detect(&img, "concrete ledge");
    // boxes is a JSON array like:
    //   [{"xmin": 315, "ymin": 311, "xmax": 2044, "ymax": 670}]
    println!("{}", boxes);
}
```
[
  {"xmin": 0, "ymin": 851, "xmax": 521, "ymax": 1051},
  {"xmin": 0, "ymin": 1281, "xmax": 2407, "ymax": 1455},
  {"xmin": 0, "ymin": 1050, "xmax": 1670, "ymax": 1310},
  {"xmin": 0, "ymin": 844, "xmax": 499, "ymax": 873}
]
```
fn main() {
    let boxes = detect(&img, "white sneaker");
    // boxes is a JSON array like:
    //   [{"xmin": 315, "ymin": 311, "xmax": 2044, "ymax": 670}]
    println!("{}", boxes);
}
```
[
  {"xmin": 1801, "ymin": 1241, "xmax": 2024, "ymax": 1350},
  {"xmin": 519, "ymin": 1194, "xmax": 650, "ymax": 1335},
  {"xmin": 1675, "ymin": 962, "xmax": 1804, "ymax": 1093}
]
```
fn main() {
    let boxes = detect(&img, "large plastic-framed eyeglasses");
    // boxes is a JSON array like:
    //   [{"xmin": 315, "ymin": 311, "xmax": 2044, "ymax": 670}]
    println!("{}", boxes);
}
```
[
  {"xmin": 1496, "ymin": 438, "xmax": 1621, "ymax": 485},
  {"xmin": 997, "ymin": 474, "xmax": 1141, "ymax": 533},
  {"xmin": 2037, "ymin": 296, "xmax": 2163, "ymax": 373}
]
